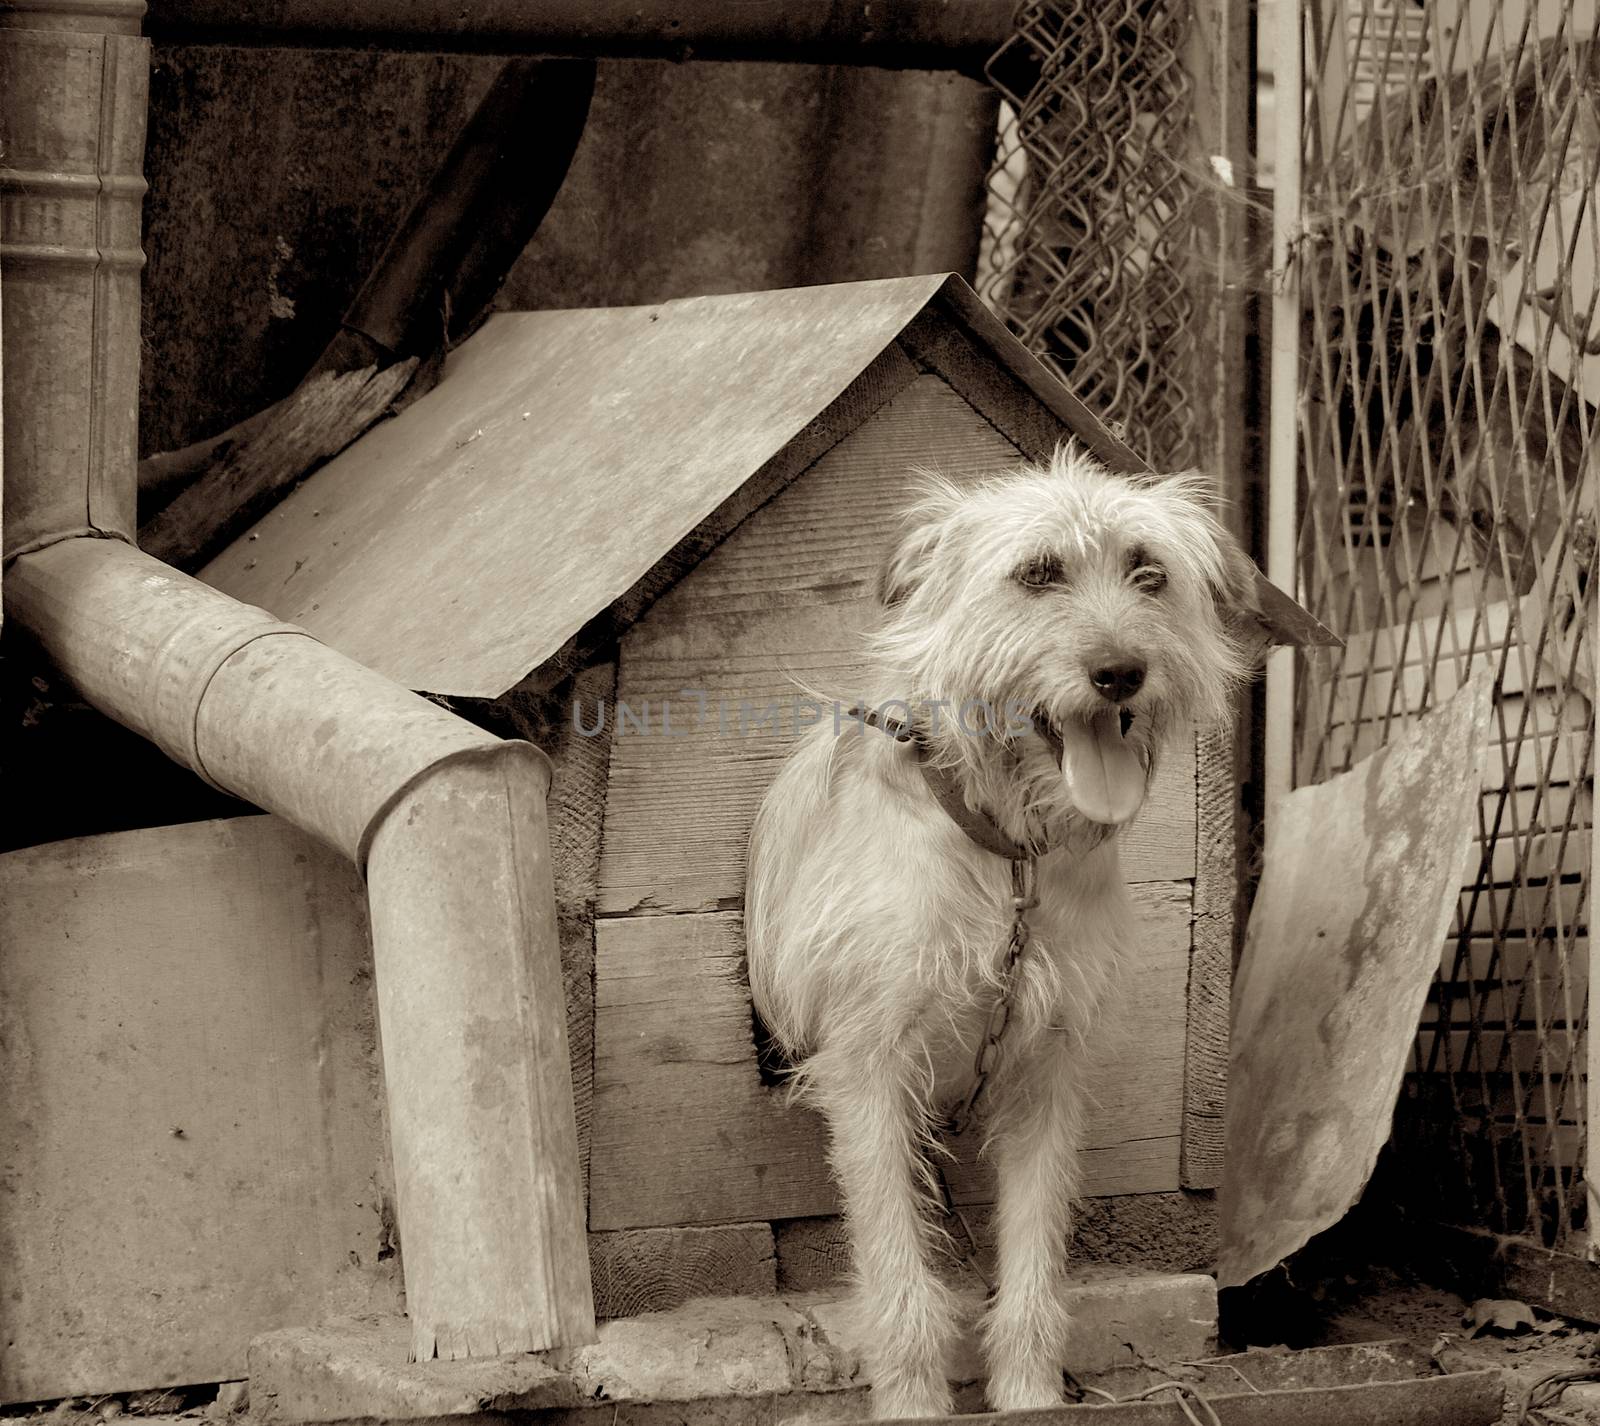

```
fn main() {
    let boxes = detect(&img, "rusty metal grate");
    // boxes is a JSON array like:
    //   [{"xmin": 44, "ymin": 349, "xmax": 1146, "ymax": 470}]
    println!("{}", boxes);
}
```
[
  {"xmin": 980, "ymin": 0, "xmax": 1201, "ymax": 469},
  {"xmin": 1286, "ymin": 0, "xmax": 1599, "ymax": 1249}
]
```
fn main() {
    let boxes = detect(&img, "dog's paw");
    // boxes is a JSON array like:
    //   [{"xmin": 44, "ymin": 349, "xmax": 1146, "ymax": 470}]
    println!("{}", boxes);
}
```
[
  {"xmin": 985, "ymin": 1372, "xmax": 1066, "ymax": 1412},
  {"xmin": 870, "ymin": 1378, "xmax": 952, "ymax": 1420}
]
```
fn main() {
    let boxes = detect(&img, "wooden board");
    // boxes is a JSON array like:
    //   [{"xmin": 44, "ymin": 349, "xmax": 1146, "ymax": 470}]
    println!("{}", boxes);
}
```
[
  {"xmin": 140, "ymin": 360, "xmax": 419, "ymax": 572},
  {"xmin": 1434, "ymin": 932, "xmax": 1590, "ymax": 992},
  {"xmin": 598, "ymin": 375, "xmax": 1198, "ymax": 920},
  {"xmin": 774, "ymin": 1189, "xmax": 1222, "ymax": 1289},
  {"xmin": 588, "ymin": 1224, "xmax": 776, "ymax": 1320},
  {"xmin": 544, "ymin": 660, "xmax": 618, "ymax": 1205},
  {"xmin": 1183, "ymin": 726, "xmax": 1235, "ymax": 1190},
  {"xmin": 1323, "ymin": 687, "xmax": 1590, "ymax": 791},
  {"xmin": 0, "ymin": 817, "xmax": 399, "ymax": 1404},
  {"xmin": 588, "ymin": 882, "xmax": 1194, "ymax": 1230},
  {"xmin": 589, "ymin": 907, "xmax": 826, "ymax": 1229},
  {"xmin": 1322, "ymin": 597, "xmax": 1588, "ymax": 705}
]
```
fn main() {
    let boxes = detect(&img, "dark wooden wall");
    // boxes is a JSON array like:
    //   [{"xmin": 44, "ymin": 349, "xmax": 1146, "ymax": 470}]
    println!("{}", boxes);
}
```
[{"xmin": 140, "ymin": 50, "xmax": 997, "ymax": 456}]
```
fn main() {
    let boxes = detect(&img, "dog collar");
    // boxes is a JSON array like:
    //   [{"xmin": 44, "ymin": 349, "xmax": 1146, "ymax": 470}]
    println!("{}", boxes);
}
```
[{"xmin": 849, "ymin": 705, "xmax": 1050, "ymax": 861}]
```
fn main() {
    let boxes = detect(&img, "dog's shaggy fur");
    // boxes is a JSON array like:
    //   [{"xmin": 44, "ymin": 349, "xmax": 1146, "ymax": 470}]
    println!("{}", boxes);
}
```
[{"xmin": 746, "ymin": 449, "xmax": 1255, "ymax": 1418}]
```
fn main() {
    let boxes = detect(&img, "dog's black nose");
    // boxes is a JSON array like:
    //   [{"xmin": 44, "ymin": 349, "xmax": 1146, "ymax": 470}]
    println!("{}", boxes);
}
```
[{"xmin": 1090, "ymin": 661, "xmax": 1146, "ymax": 703}]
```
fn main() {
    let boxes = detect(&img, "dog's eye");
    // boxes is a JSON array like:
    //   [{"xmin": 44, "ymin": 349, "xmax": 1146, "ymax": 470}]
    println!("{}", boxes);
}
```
[
  {"xmin": 1013, "ymin": 553, "xmax": 1065, "ymax": 590},
  {"xmin": 1126, "ymin": 547, "xmax": 1167, "ymax": 595}
]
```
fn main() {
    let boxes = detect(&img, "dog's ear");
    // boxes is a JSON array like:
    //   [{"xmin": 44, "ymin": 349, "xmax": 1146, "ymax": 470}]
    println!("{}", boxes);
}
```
[
  {"xmin": 1196, "ymin": 504, "xmax": 1273, "ymax": 665},
  {"xmin": 877, "ymin": 519, "xmax": 944, "ymax": 608},
  {"xmin": 878, "ymin": 477, "xmax": 962, "ymax": 607},
  {"xmin": 1212, "ymin": 525, "xmax": 1264, "ymax": 621},
  {"xmin": 1148, "ymin": 467, "xmax": 1269, "ymax": 643}
]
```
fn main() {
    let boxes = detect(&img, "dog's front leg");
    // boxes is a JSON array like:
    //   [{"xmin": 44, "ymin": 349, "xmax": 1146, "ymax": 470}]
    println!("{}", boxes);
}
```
[
  {"xmin": 813, "ymin": 1049, "xmax": 958, "ymax": 1420},
  {"xmin": 981, "ymin": 1037, "xmax": 1084, "ymax": 1410}
]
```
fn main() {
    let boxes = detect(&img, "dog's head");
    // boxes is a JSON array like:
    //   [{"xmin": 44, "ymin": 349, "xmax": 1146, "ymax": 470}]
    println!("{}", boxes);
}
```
[{"xmin": 873, "ymin": 447, "xmax": 1256, "ymax": 828}]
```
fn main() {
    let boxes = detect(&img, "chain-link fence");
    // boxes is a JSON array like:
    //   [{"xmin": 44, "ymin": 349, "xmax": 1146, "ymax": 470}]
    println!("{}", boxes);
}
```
[
  {"xmin": 979, "ymin": 0, "xmax": 1204, "ymax": 470},
  {"xmin": 1287, "ymin": 0, "xmax": 1597, "ymax": 1249}
]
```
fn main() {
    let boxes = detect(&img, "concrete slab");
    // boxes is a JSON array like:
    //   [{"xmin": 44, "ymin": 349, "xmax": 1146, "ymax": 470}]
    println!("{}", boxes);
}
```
[{"xmin": 249, "ymin": 1270, "xmax": 1217, "ymax": 1424}]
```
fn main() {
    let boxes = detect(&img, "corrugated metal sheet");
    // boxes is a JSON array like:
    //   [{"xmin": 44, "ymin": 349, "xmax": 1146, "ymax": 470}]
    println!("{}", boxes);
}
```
[
  {"xmin": 1218, "ymin": 672, "xmax": 1493, "ymax": 1287},
  {"xmin": 201, "ymin": 275, "xmax": 951, "ymax": 697}
]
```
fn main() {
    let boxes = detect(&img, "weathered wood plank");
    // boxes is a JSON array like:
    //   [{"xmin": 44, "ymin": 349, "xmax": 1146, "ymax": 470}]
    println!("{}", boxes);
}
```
[
  {"xmin": 0, "ymin": 817, "xmax": 400, "ymax": 1404},
  {"xmin": 465, "ymin": 660, "xmax": 616, "ymax": 1209},
  {"xmin": 141, "ymin": 360, "xmax": 419, "ymax": 572},
  {"xmin": 1180, "ymin": 0, "xmax": 1254, "ymax": 1193},
  {"xmin": 1411, "ymin": 1029, "xmax": 1580, "ymax": 1077},
  {"xmin": 598, "ymin": 375, "xmax": 1198, "ymax": 919},
  {"xmin": 1331, "ymin": 718, "xmax": 1586, "ymax": 792},
  {"xmin": 775, "ymin": 1190, "xmax": 1220, "ymax": 1290},
  {"xmin": 589, "ymin": 882, "xmax": 1193, "ymax": 1230},
  {"xmin": 1326, "ymin": 596, "xmax": 1588, "ymax": 703},
  {"xmin": 547, "ymin": 662, "xmax": 617, "ymax": 1205},
  {"xmin": 1424, "ymin": 937, "xmax": 1588, "ymax": 1036},
  {"xmin": 590, "ymin": 908, "xmax": 831, "ymax": 1229},
  {"xmin": 588, "ymin": 1224, "xmax": 776, "ymax": 1320},
  {"xmin": 1183, "ymin": 727, "xmax": 1234, "ymax": 1189},
  {"xmin": 599, "ymin": 660, "xmax": 1197, "ymax": 918},
  {"xmin": 894, "ymin": 316, "xmax": 1141, "ymax": 474},
  {"xmin": 772, "ymin": 1217, "xmax": 856, "ymax": 1293}
]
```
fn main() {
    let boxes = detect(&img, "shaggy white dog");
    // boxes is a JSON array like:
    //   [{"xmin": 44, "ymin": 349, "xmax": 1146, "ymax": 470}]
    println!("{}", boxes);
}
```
[{"xmin": 746, "ymin": 448, "xmax": 1255, "ymax": 1418}]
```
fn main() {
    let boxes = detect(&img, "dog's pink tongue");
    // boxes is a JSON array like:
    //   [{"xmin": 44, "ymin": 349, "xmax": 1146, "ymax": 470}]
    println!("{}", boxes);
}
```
[{"xmin": 1058, "ymin": 713, "xmax": 1147, "ymax": 825}]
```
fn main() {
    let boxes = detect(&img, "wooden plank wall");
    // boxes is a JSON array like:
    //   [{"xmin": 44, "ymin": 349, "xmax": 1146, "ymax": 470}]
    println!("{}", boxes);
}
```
[
  {"xmin": 0, "ymin": 818, "xmax": 401, "ymax": 1405},
  {"xmin": 590, "ymin": 370, "xmax": 1203, "ymax": 1231}
]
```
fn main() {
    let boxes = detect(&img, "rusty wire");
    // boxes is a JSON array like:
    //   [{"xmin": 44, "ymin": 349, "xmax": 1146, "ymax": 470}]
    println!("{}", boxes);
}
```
[
  {"xmin": 980, "ymin": 0, "xmax": 1202, "ymax": 469},
  {"xmin": 1290, "ymin": 0, "xmax": 1598, "ymax": 1249}
]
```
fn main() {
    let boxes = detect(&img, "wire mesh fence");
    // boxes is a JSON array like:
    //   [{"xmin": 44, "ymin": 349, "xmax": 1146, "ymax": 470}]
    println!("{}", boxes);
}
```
[
  {"xmin": 1287, "ymin": 0, "xmax": 1598, "ymax": 1249},
  {"xmin": 979, "ymin": 0, "xmax": 1204, "ymax": 470}
]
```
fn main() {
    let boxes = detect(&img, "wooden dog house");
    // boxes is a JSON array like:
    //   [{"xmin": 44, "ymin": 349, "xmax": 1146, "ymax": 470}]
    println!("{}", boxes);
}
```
[
  {"xmin": 0, "ymin": 274, "xmax": 1247, "ymax": 1399},
  {"xmin": 204, "ymin": 270, "xmax": 1239, "ymax": 1240}
]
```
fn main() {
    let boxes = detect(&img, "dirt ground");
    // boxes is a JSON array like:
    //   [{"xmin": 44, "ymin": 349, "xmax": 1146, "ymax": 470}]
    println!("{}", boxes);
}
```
[
  {"xmin": 1263, "ymin": 1267, "xmax": 1600, "ymax": 1426},
  {"xmin": 0, "ymin": 1384, "xmax": 244, "ymax": 1426}
]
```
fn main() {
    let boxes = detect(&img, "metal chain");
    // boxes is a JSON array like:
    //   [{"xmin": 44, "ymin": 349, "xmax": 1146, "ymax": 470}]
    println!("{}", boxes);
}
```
[
  {"xmin": 932, "ymin": 856, "xmax": 1040, "ymax": 1289},
  {"xmin": 940, "ymin": 855, "xmax": 1038, "ymax": 1140}
]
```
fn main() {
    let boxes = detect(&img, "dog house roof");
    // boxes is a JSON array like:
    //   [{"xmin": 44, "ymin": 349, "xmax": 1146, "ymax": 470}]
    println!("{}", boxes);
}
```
[{"xmin": 202, "ymin": 273, "xmax": 1323, "ymax": 700}]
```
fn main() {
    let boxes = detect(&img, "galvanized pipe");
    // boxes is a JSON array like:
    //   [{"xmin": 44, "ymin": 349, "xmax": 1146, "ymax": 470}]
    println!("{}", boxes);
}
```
[
  {"xmin": 366, "ymin": 755, "xmax": 594, "ymax": 1360},
  {"xmin": 0, "ymin": 8, "xmax": 146, "ymax": 561},
  {"xmin": 3, "ymin": 0, "xmax": 595, "ymax": 1360},
  {"xmin": 5, "ymin": 538, "xmax": 598, "ymax": 1359},
  {"xmin": 142, "ymin": 0, "xmax": 1013, "ymax": 70}
]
